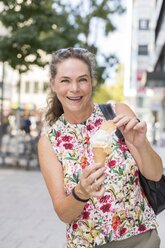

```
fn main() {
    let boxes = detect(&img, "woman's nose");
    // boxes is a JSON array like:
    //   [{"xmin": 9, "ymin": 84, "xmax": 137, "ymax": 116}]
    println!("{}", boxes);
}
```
[{"xmin": 70, "ymin": 82, "xmax": 79, "ymax": 92}]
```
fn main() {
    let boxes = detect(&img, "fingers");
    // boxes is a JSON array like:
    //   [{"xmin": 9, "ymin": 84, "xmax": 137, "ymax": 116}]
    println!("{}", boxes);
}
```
[
  {"xmin": 86, "ymin": 166, "xmax": 105, "ymax": 185},
  {"xmin": 90, "ymin": 184, "xmax": 106, "ymax": 198},
  {"xmin": 133, "ymin": 120, "xmax": 146, "ymax": 131},
  {"xmin": 113, "ymin": 114, "xmax": 147, "ymax": 147},
  {"xmin": 82, "ymin": 162, "xmax": 104, "ymax": 180},
  {"xmin": 113, "ymin": 114, "xmax": 143, "ymax": 132},
  {"xmin": 123, "ymin": 118, "xmax": 139, "ymax": 133},
  {"xmin": 80, "ymin": 163, "xmax": 106, "ymax": 198}
]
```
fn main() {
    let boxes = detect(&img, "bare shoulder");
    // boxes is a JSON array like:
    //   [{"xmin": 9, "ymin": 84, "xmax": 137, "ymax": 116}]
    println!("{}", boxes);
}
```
[
  {"xmin": 38, "ymin": 134, "xmax": 50, "ymax": 150},
  {"xmin": 38, "ymin": 134, "xmax": 61, "ymax": 171},
  {"xmin": 115, "ymin": 102, "xmax": 136, "ymax": 117}
]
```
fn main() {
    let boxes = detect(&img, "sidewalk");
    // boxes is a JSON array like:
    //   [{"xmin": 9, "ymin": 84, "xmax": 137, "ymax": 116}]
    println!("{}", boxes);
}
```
[
  {"xmin": 0, "ymin": 145, "xmax": 165, "ymax": 248},
  {"xmin": 0, "ymin": 169, "xmax": 66, "ymax": 248}
]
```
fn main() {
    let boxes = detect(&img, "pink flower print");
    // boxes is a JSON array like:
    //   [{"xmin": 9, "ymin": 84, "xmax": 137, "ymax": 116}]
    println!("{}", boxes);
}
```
[
  {"xmin": 86, "ymin": 124, "xmax": 94, "ymax": 131},
  {"xmin": 120, "ymin": 227, "xmax": 127, "ymax": 235},
  {"xmin": 63, "ymin": 143, "xmax": 73, "ymax": 150},
  {"xmin": 99, "ymin": 195, "xmax": 110, "ymax": 203},
  {"xmin": 94, "ymin": 119, "xmax": 102, "ymax": 127},
  {"xmin": 62, "ymin": 135, "xmax": 72, "ymax": 142},
  {"xmin": 107, "ymin": 160, "xmax": 116, "ymax": 168},
  {"xmin": 100, "ymin": 203, "xmax": 111, "ymax": 213},
  {"xmin": 72, "ymin": 223, "xmax": 78, "ymax": 230},
  {"xmin": 134, "ymin": 170, "xmax": 139, "ymax": 185},
  {"xmin": 85, "ymin": 134, "xmax": 90, "ymax": 145},
  {"xmin": 118, "ymin": 140, "xmax": 128, "ymax": 152},
  {"xmin": 55, "ymin": 131, "xmax": 62, "ymax": 146},
  {"xmin": 138, "ymin": 224, "xmax": 146, "ymax": 232},
  {"xmin": 84, "ymin": 203, "xmax": 90, "ymax": 210},
  {"xmin": 83, "ymin": 211, "xmax": 90, "ymax": 220},
  {"xmin": 56, "ymin": 131, "xmax": 61, "ymax": 139},
  {"xmin": 134, "ymin": 178, "xmax": 139, "ymax": 185},
  {"xmin": 103, "ymin": 228, "xmax": 109, "ymax": 236},
  {"xmin": 56, "ymin": 139, "xmax": 62, "ymax": 146},
  {"xmin": 134, "ymin": 170, "xmax": 139, "ymax": 177}
]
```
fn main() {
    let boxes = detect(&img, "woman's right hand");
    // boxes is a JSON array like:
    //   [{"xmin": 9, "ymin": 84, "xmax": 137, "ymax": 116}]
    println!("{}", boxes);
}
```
[{"xmin": 75, "ymin": 163, "xmax": 107, "ymax": 199}]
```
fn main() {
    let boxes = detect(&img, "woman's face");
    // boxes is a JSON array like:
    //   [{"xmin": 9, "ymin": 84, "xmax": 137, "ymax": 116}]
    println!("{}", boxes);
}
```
[{"xmin": 52, "ymin": 58, "xmax": 93, "ymax": 117}]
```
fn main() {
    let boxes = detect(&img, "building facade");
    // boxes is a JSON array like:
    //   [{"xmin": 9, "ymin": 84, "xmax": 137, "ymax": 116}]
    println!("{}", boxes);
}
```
[
  {"xmin": 125, "ymin": 0, "xmax": 165, "ymax": 144},
  {"xmin": 145, "ymin": 0, "xmax": 165, "ymax": 138}
]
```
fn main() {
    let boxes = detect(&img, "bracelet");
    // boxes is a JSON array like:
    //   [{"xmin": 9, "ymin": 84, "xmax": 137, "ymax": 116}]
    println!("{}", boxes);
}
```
[{"xmin": 72, "ymin": 187, "xmax": 89, "ymax": 203}]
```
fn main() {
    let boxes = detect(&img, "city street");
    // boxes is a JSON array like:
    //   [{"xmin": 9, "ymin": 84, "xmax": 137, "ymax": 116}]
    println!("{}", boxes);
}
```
[{"xmin": 0, "ymin": 145, "xmax": 165, "ymax": 248}]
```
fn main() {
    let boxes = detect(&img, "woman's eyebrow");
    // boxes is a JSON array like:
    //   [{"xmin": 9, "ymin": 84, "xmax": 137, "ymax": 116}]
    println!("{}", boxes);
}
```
[
  {"xmin": 78, "ymin": 74, "xmax": 89, "ymax": 78},
  {"xmin": 60, "ymin": 76, "xmax": 70, "ymax": 79}
]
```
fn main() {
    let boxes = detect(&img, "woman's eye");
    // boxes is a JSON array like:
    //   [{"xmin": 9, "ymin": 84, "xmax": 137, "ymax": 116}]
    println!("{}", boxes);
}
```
[
  {"xmin": 61, "ymin": 79, "xmax": 69, "ymax": 83},
  {"xmin": 79, "ymin": 78, "xmax": 87, "ymax": 83}
]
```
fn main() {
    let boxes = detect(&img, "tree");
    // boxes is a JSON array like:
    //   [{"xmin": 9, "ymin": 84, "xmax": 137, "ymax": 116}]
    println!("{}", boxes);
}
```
[
  {"xmin": 0, "ymin": 0, "xmax": 125, "ymax": 82},
  {"xmin": 0, "ymin": 0, "xmax": 80, "ymax": 73},
  {"xmin": 93, "ymin": 64, "xmax": 125, "ymax": 103},
  {"xmin": 54, "ymin": 0, "xmax": 125, "ymax": 83}
]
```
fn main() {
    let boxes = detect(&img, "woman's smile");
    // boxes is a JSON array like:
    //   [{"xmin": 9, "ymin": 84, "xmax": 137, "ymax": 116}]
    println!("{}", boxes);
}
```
[
  {"xmin": 52, "ymin": 58, "xmax": 93, "ymax": 122},
  {"xmin": 66, "ymin": 96, "xmax": 83, "ymax": 102}
]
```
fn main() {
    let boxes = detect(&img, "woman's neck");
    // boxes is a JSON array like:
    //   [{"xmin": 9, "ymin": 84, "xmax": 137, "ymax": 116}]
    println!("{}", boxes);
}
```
[{"xmin": 64, "ymin": 103, "xmax": 94, "ymax": 124}]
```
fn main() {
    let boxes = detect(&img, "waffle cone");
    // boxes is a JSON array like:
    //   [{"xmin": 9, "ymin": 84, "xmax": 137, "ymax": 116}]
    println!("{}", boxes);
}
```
[
  {"xmin": 93, "ymin": 146, "xmax": 107, "ymax": 164},
  {"xmin": 100, "ymin": 120, "xmax": 116, "ymax": 134}
]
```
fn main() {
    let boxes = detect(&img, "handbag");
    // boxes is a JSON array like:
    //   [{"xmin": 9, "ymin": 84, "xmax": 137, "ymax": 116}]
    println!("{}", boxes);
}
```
[{"xmin": 99, "ymin": 103, "xmax": 165, "ymax": 215}]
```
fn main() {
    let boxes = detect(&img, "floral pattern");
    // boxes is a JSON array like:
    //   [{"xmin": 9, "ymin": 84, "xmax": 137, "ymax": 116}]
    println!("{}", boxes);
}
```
[{"xmin": 47, "ymin": 104, "xmax": 157, "ymax": 248}]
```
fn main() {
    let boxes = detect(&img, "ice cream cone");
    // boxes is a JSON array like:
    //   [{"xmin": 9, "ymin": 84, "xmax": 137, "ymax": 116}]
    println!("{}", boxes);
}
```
[
  {"xmin": 91, "ymin": 120, "xmax": 116, "ymax": 164},
  {"xmin": 93, "ymin": 146, "xmax": 107, "ymax": 164},
  {"xmin": 100, "ymin": 120, "xmax": 116, "ymax": 134}
]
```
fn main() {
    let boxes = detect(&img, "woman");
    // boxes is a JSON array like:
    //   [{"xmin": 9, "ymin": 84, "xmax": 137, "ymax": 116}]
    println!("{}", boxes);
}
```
[{"xmin": 38, "ymin": 48, "xmax": 163, "ymax": 247}]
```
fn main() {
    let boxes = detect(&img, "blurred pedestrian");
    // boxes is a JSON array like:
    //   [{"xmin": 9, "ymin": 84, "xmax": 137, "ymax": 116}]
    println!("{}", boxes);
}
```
[{"xmin": 21, "ymin": 113, "xmax": 31, "ymax": 134}]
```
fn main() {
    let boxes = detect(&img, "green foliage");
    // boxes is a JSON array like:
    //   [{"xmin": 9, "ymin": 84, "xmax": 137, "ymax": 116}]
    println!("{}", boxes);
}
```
[
  {"xmin": 93, "ymin": 64, "xmax": 125, "ymax": 103},
  {"xmin": 0, "ymin": 0, "xmax": 79, "ymax": 72},
  {"xmin": 0, "ymin": 0, "xmax": 125, "ymax": 81}
]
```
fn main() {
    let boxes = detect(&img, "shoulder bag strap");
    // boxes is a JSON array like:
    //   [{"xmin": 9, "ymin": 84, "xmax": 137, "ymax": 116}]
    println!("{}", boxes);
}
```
[{"xmin": 99, "ymin": 103, "xmax": 125, "ymax": 142}]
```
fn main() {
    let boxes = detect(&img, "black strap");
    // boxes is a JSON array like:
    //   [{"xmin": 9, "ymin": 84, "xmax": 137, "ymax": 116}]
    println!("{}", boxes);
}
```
[{"xmin": 99, "ymin": 104, "xmax": 125, "ymax": 142}]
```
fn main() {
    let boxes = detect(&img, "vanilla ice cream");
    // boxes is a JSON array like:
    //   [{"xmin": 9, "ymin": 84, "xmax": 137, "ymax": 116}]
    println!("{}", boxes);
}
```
[{"xmin": 91, "ymin": 120, "xmax": 116, "ymax": 164}]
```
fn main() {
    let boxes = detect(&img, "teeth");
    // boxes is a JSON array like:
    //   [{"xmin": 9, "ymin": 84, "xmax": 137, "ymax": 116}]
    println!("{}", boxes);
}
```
[{"xmin": 67, "ymin": 96, "xmax": 82, "ymax": 100}]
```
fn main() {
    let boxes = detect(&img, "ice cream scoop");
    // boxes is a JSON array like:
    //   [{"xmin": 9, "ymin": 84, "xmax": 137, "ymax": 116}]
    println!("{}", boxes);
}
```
[{"xmin": 91, "ymin": 120, "xmax": 116, "ymax": 164}]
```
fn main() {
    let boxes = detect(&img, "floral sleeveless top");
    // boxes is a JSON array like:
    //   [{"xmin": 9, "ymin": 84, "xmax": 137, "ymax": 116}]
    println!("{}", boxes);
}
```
[{"xmin": 47, "ymin": 104, "xmax": 157, "ymax": 248}]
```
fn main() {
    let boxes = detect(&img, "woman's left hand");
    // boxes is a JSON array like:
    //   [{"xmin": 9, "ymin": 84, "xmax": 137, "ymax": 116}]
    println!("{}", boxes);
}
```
[{"xmin": 113, "ymin": 114, "xmax": 147, "ymax": 148}]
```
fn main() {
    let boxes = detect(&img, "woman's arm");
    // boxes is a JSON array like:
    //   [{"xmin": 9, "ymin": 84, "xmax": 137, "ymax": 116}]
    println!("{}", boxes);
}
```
[
  {"xmin": 113, "ymin": 103, "xmax": 163, "ymax": 181},
  {"xmin": 38, "ymin": 135, "xmax": 106, "ymax": 224}
]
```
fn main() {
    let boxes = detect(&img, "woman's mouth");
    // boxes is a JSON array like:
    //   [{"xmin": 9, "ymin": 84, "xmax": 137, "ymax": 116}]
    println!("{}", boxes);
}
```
[{"xmin": 67, "ymin": 96, "xmax": 83, "ymax": 101}]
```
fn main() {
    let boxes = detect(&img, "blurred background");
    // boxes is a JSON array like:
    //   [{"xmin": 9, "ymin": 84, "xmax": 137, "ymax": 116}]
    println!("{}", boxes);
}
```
[
  {"xmin": 0, "ymin": 0, "xmax": 165, "ymax": 161},
  {"xmin": 0, "ymin": 0, "xmax": 165, "ymax": 247}
]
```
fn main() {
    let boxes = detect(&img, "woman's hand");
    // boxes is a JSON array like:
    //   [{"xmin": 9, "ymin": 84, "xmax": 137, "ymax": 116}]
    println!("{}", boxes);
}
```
[
  {"xmin": 76, "ymin": 163, "xmax": 106, "ymax": 199},
  {"xmin": 113, "ymin": 114, "xmax": 147, "ymax": 148}
]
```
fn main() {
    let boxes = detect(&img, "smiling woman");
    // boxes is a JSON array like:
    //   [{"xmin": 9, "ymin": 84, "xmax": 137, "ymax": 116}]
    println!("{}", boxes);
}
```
[
  {"xmin": 38, "ymin": 47, "xmax": 162, "ymax": 248},
  {"xmin": 51, "ymin": 57, "xmax": 93, "ymax": 124},
  {"xmin": 46, "ymin": 47, "xmax": 96, "ymax": 125}
]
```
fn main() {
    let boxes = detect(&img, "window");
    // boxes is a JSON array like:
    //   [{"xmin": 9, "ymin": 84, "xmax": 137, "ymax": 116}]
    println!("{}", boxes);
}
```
[
  {"xmin": 25, "ymin": 81, "xmax": 30, "ymax": 93},
  {"xmin": 139, "ymin": 19, "xmax": 149, "ymax": 30},
  {"xmin": 138, "ymin": 45, "xmax": 148, "ymax": 55},
  {"xmin": 34, "ymin": 81, "xmax": 38, "ymax": 93},
  {"xmin": 43, "ymin": 82, "xmax": 48, "ymax": 92}
]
